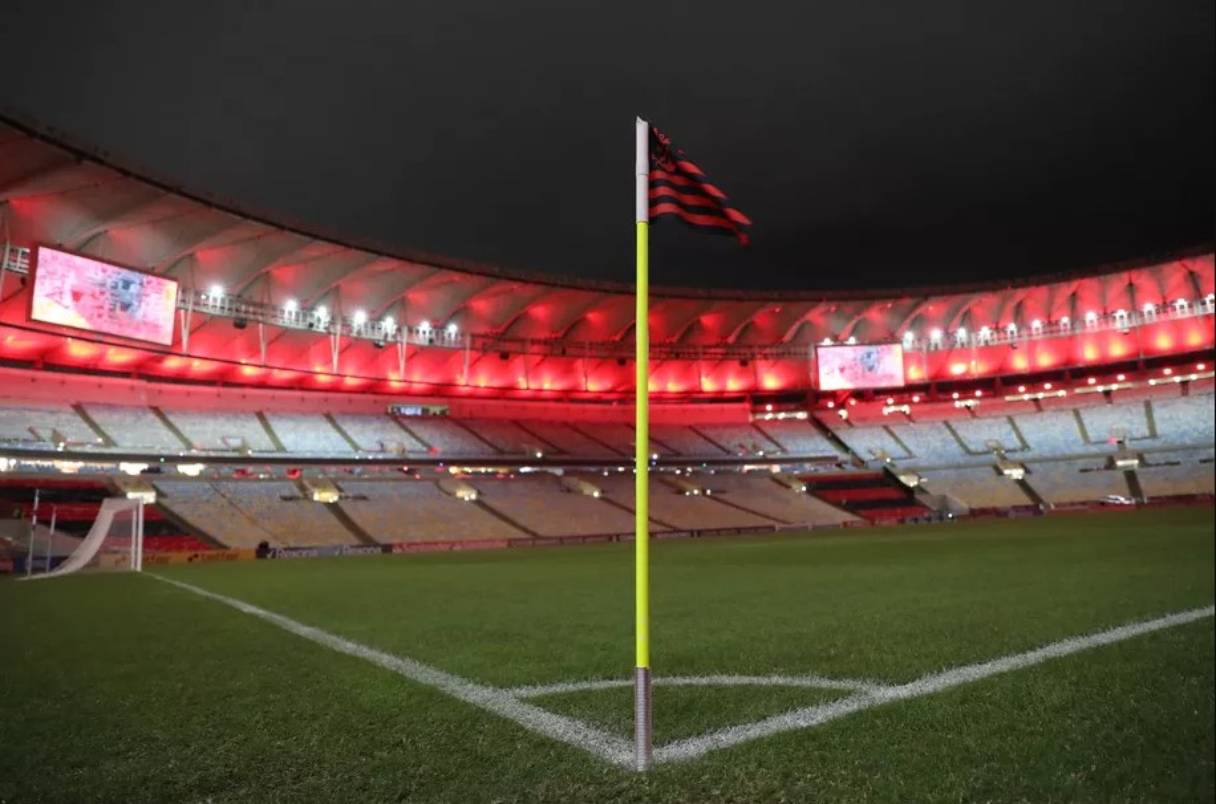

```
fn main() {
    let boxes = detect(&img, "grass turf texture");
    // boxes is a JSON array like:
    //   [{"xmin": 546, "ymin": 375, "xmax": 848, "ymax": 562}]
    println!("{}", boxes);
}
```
[{"xmin": 0, "ymin": 506, "xmax": 1211, "ymax": 802}]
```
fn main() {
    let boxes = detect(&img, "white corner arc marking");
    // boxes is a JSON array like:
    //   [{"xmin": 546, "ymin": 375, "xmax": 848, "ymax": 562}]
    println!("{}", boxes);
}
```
[{"xmin": 150, "ymin": 573, "xmax": 1213, "ymax": 770}]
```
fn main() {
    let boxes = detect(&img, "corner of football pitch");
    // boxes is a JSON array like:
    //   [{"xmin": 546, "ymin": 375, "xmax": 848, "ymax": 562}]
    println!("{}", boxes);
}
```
[{"xmin": 2, "ymin": 506, "xmax": 1213, "ymax": 802}]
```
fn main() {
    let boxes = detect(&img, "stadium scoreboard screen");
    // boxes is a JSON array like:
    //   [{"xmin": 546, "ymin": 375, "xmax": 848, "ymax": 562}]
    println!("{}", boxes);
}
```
[
  {"xmin": 817, "ymin": 342, "xmax": 905, "ymax": 390},
  {"xmin": 30, "ymin": 246, "xmax": 179, "ymax": 346}
]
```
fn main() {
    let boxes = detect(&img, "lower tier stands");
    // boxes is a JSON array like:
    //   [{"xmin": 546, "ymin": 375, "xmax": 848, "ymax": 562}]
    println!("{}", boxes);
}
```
[
  {"xmin": 1022, "ymin": 459, "xmax": 1126, "ymax": 504},
  {"xmin": 1136, "ymin": 448, "xmax": 1216, "ymax": 498},
  {"xmin": 471, "ymin": 476, "xmax": 636, "ymax": 536},
  {"xmin": 155, "ymin": 480, "xmax": 358, "ymax": 548},
  {"xmin": 919, "ymin": 468, "xmax": 1035, "ymax": 508},
  {"xmin": 335, "ymin": 480, "xmax": 525, "ymax": 542}
]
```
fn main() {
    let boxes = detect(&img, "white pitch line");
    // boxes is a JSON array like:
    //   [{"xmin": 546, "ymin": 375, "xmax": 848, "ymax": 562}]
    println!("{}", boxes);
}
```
[
  {"xmin": 509, "ymin": 673, "xmax": 890, "ymax": 698},
  {"xmin": 149, "ymin": 574, "xmax": 634, "ymax": 768},
  {"xmin": 654, "ymin": 604, "xmax": 1216, "ymax": 764}
]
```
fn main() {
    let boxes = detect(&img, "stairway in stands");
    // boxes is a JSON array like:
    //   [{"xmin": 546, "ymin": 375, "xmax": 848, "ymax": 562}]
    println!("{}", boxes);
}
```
[{"xmin": 802, "ymin": 471, "xmax": 932, "ymax": 524}]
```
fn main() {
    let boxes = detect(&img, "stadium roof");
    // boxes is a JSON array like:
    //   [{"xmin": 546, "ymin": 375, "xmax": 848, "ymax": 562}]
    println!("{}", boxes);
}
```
[{"xmin": 1, "ymin": 116, "xmax": 1212, "ymax": 398}]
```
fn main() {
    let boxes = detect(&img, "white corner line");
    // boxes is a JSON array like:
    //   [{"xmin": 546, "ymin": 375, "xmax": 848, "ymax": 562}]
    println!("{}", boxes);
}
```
[
  {"xmin": 654, "ymin": 604, "xmax": 1216, "ymax": 764},
  {"xmin": 147, "ymin": 574, "xmax": 634, "ymax": 768}
]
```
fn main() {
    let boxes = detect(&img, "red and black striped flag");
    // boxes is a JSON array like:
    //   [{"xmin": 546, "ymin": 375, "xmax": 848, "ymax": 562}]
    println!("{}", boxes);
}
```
[{"xmin": 648, "ymin": 125, "xmax": 751, "ymax": 245}]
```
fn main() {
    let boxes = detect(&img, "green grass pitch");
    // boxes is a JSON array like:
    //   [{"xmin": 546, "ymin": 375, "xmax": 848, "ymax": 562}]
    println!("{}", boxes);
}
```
[{"xmin": 2, "ymin": 507, "xmax": 1213, "ymax": 802}]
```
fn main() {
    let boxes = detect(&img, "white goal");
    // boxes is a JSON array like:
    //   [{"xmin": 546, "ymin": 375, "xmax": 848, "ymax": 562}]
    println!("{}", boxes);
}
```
[{"xmin": 22, "ymin": 498, "xmax": 145, "ymax": 580}]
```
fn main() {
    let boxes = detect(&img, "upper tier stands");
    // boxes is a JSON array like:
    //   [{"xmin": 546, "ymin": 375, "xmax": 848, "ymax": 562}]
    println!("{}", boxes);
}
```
[
  {"xmin": 84, "ymin": 404, "xmax": 184, "ymax": 451},
  {"xmin": 0, "ymin": 403, "xmax": 101, "ymax": 447},
  {"xmin": 696, "ymin": 424, "xmax": 781, "ymax": 455},
  {"xmin": 261, "ymin": 413, "xmax": 351, "ymax": 454},
  {"xmin": 395, "ymin": 418, "xmax": 492, "ymax": 456},
  {"xmin": 752, "ymin": 419, "xmax": 842, "ymax": 457},
  {"xmin": 167, "ymin": 410, "xmax": 278, "ymax": 452},
  {"xmin": 515, "ymin": 421, "xmax": 622, "ymax": 458},
  {"xmin": 0, "ymin": 387, "xmax": 1210, "ymax": 472},
  {"xmin": 330, "ymin": 413, "xmax": 428, "ymax": 453}
]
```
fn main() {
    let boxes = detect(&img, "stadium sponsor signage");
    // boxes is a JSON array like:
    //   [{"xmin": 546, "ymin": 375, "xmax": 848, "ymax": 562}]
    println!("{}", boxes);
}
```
[
  {"xmin": 271, "ymin": 544, "xmax": 389, "ymax": 559},
  {"xmin": 816, "ymin": 342, "xmax": 905, "ymax": 390},
  {"xmin": 391, "ymin": 539, "xmax": 511, "ymax": 553},
  {"xmin": 30, "ymin": 246, "xmax": 179, "ymax": 346},
  {"xmin": 143, "ymin": 549, "xmax": 255, "ymax": 565}
]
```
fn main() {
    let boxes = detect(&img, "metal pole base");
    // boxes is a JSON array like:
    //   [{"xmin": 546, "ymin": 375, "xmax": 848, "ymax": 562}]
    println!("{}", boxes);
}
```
[{"xmin": 634, "ymin": 666, "xmax": 653, "ymax": 771}]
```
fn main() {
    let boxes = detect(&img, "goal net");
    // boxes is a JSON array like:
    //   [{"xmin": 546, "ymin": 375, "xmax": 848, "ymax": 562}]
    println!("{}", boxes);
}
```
[{"xmin": 23, "ymin": 498, "xmax": 144, "ymax": 580}]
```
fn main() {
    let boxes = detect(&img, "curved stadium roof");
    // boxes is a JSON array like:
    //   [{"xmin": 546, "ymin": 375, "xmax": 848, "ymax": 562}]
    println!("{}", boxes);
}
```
[{"xmin": 0, "ymin": 115, "xmax": 1212, "ymax": 399}]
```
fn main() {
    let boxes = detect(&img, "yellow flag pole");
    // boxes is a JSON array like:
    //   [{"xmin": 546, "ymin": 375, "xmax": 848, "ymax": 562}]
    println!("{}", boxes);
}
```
[{"xmin": 633, "ymin": 116, "xmax": 653, "ymax": 772}]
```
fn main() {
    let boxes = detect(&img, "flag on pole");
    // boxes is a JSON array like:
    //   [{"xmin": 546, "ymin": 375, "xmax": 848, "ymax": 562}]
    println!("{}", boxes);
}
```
[
  {"xmin": 633, "ymin": 117, "xmax": 749, "ymax": 772},
  {"xmin": 647, "ymin": 125, "xmax": 752, "ymax": 245}
]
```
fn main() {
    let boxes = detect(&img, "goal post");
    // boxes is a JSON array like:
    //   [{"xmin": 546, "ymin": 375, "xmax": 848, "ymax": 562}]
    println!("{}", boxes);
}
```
[{"xmin": 22, "ymin": 498, "xmax": 144, "ymax": 580}]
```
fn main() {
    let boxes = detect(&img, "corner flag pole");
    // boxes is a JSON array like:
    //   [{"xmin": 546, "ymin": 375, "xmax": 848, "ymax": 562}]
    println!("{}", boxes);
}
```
[{"xmin": 633, "ymin": 116, "xmax": 653, "ymax": 772}]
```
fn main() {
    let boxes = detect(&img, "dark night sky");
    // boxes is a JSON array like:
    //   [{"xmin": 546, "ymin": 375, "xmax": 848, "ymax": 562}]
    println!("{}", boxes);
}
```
[{"xmin": 3, "ymin": 1, "xmax": 1213, "ymax": 292}]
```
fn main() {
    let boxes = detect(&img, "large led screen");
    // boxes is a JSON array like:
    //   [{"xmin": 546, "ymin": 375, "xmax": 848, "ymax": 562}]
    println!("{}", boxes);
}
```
[
  {"xmin": 817, "ymin": 342, "xmax": 905, "ymax": 390},
  {"xmin": 31, "ymin": 247, "xmax": 179, "ymax": 346}
]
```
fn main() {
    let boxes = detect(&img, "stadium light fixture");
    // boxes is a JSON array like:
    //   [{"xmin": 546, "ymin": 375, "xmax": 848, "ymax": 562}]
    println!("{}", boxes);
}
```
[
  {"xmin": 929, "ymin": 328, "xmax": 943, "ymax": 343},
  {"xmin": 911, "ymin": 394, "xmax": 920, "ymax": 403},
  {"xmin": 847, "ymin": 398, "xmax": 857, "ymax": 406},
  {"xmin": 1163, "ymin": 367, "xmax": 1173, "ymax": 376},
  {"xmin": 951, "ymin": 392, "xmax": 959, "ymax": 399},
  {"xmin": 314, "ymin": 305, "xmax": 329, "ymax": 321},
  {"xmin": 1043, "ymin": 382, "xmax": 1053, "ymax": 390},
  {"xmin": 1087, "ymin": 377, "xmax": 1096, "ymax": 385},
  {"xmin": 955, "ymin": 327, "xmax": 967, "ymax": 341},
  {"xmin": 845, "ymin": 336, "xmax": 857, "ymax": 345},
  {"xmin": 446, "ymin": 322, "xmax": 459, "ymax": 336},
  {"xmin": 382, "ymin": 315, "xmax": 396, "ymax": 332},
  {"xmin": 353, "ymin": 309, "xmax": 368, "ymax": 326},
  {"xmin": 902, "ymin": 330, "xmax": 915, "ymax": 345},
  {"xmin": 826, "ymin": 401, "xmax": 835, "ymax": 409},
  {"xmin": 1143, "ymin": 302, "xmax": 1156, "ymax": 313},
  {"xmin": 1030, "ymin": 319, "xmax": 1042, "ymax": 330},
  {"xmin": 1017, "ymin": 385, "xmax": 1026, "ymax": 393},
  {"xmin": 1059, "ymin": 315, "xmax": 1070, "ymax": 327},
  {"xmin": 208, "ymin": 283, "xmax": 224, "ymax": 299},
  {"xmin": 1116, "ymin": 373, "xmax": 1126, "ymax": 381},
  {"xmin": 419, "ymin": 320, "xmax": 431, "ymax": 331},
  {"xmin": 1198, "ymin": 363, "xmax": 1207, "ymax": 371},
  {"xmin": 974, "ymin": 390, "xmax": 983, "ymax": 397},
  {"xmin": 886, "ymin": 397, "xmax": 894, "ymax": 405},
  {"xmin": 821, "ymin": 337, "xmax": 833, "ymax": 345},
  {"xmin": 284, "ymin": 298, "xmax": 298, "ymax": 313}
]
